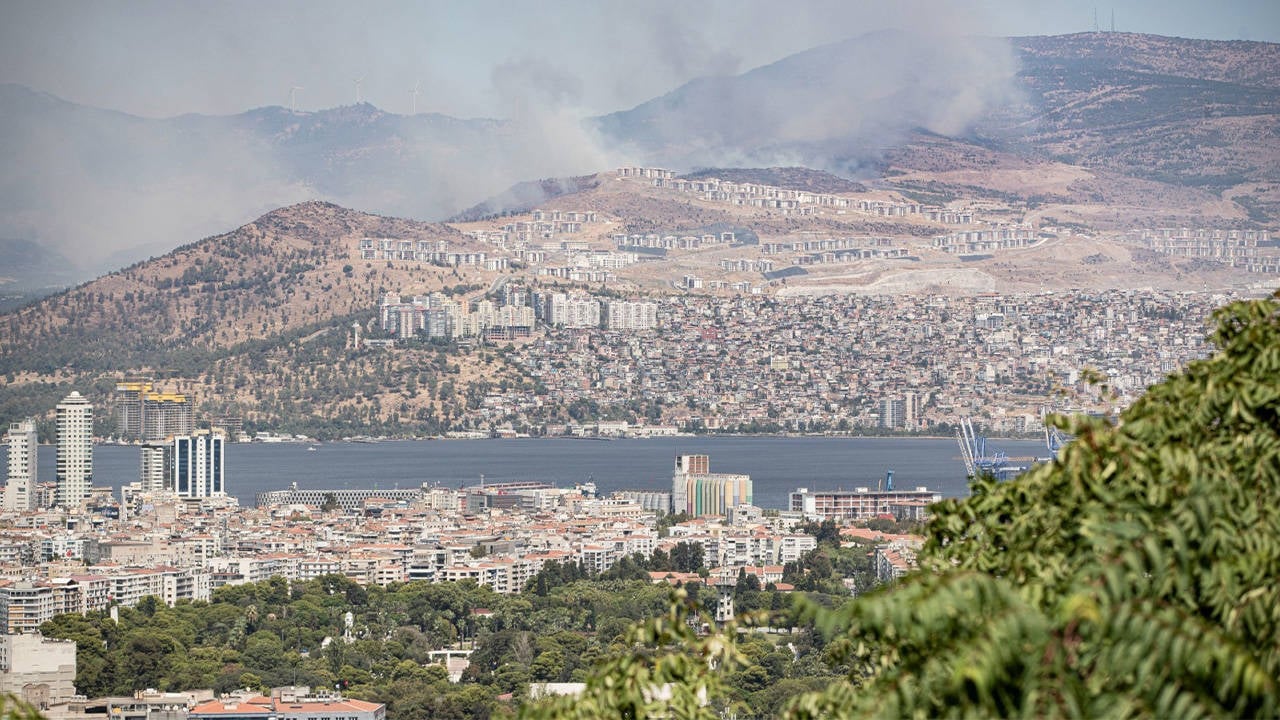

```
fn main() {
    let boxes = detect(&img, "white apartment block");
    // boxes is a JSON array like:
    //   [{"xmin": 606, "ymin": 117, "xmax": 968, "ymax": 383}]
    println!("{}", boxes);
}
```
[
  {"xmin": 139, "ymin": 442, "xmax": 167, "ymax": 492},
  {"xmin": 55, "ymin": 392, "xmax": 93, "ymax": 508},
  {"xmin": 3, "ymin": 419, "xmax": 38, "ymax": 512},
  {"xmin": 0, "ymin": 567, "xmax": 209, "ymax": 634},
  {"xmin": 379, "ymin": 292, "xmax": 535, "ymax": 340},
  {"xmin": 547, "ymin": 293, "xmax": 601, "ymax": 328},
  {"xmin": 603, "ymin": 300, "xmax": 659, "ymax": 330},
  {"xmin": 0, "ymin": 633, "xmax": 78, "ymax": 709}
]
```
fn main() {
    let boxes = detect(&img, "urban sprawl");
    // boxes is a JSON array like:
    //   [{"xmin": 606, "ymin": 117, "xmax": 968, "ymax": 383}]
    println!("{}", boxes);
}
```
[
  {"xmin": 370, "ymin": 288, "xmax": 1231, "ymax": 436},
  {"xmin": 0, "ymin": 167, "xmax": 1271, "ymax": 717}
]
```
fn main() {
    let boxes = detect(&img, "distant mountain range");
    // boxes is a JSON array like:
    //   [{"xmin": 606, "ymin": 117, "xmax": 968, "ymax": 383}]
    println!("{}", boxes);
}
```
[{"xmin": 1, "ymin": 31, "xmax": 1276, "ymax": 287}]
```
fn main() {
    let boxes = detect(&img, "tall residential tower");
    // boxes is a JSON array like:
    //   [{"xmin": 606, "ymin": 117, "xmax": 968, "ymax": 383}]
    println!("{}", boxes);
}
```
[
  {"xmin": 56, "ymin": 391, "xmax": 93, "ymax": 507},
  {"xmin": 114, "ymin": 379, "xmax": 194, "ymax": 441}
]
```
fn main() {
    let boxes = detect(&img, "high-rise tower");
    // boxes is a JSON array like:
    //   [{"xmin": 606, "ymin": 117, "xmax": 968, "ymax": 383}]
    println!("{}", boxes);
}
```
[
  {"xmin": 139, "ymin": 442, "xmax": 167, "ymax": 493},
  {"xmin": 3, "ymin": 418, "xmax": 38, "ymax": 511},
  {"xmin": 56, "ymin": 391, "xmax": 93, "ymax": 507},
  {"xmin": 114, "ymin": 379, "xmax": 193, "ymax": 441},
  {"xmin": 671, "ymin": 454, "xmax": 709, "ymax": 514}
]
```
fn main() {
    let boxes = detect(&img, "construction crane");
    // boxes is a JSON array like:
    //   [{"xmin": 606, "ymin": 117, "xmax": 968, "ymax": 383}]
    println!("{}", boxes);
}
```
[{"xmin": 956, "ymin": 417, "xmax": 1021, "ymax": 480}]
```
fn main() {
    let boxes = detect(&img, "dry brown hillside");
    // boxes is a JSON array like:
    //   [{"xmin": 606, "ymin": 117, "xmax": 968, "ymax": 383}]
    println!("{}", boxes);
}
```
[{"xmin": 0, "ymin": 201, "xmax": 499, "ymax": 371}]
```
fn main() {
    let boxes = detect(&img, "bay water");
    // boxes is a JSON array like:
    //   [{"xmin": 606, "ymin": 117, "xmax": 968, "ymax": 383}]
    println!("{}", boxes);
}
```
[{"xmin": 11, "ymin": 436, "xmax": 1049, "ymax": 509}]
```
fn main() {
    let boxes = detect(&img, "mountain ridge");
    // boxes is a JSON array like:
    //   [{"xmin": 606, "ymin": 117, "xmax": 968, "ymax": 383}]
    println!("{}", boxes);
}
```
[{"xmin": 1, "ymin": 30, "xmax": 1276, "ymax": 286}]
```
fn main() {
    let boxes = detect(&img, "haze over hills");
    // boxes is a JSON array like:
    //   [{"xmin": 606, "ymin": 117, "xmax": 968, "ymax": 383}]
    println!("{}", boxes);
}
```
[
  {"xmin": 598, "ymin": 31, "xmax": 1280, "ymax": 210},
  {"xmin": 0, "ymin": 84, "xmax": 546, "ymax": 282},
  {"xmin": 0, "ymin": 30, "xmax": 1276, "ymax": 289}
]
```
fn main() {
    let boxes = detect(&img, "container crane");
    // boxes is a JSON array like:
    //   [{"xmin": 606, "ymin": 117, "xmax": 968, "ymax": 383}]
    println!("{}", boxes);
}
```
[{"xmin": 955, "ymin": 417, "xmax": 1022, "ymax": 480}]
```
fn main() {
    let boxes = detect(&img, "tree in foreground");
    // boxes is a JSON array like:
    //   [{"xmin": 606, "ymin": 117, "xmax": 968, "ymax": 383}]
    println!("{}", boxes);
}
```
[
  {"xmin": 526, "ymin": 291, "xmax": 1280, "ymax": 718},
  {"xmin": 0, "ymin": 694, "xmax": 43, "ymax": 720}
]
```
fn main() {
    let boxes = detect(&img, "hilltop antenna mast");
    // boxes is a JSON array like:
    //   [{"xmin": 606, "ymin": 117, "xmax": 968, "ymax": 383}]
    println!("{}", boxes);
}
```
[
  {"xmin": 1093, "ymin": 7, "xmax": 1099, "ymax": 32},
  {"xmin": 353, "ymin": 75, "xmax": 366, "ymax": 104},
  {"xmin": 289, "ymin": 85, "xmax": 303, "ymax": 112},
  {"xmin": 411, "ymin": 80, "xmax": 421, "ymax": 115},
  {"xmin": 1110, "ymin": 9, "xmax": 1115, "ymax": 32}
]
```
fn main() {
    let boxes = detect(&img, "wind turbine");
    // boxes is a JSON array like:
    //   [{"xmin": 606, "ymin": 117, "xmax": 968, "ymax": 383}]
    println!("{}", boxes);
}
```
[
  {"xmin": 289, "ymin": 85, "xmax": 303, "ymax": 112},
  {"xmin": 353, "ymin": 75, "xmax": 366, "ymax": 104},
  {"xmin": 410, "ymin": 80, "xmax": 421, "ymax": 115}
]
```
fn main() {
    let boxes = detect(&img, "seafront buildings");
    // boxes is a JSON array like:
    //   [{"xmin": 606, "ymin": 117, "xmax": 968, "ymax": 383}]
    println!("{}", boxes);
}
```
[
  {"xmin": 55, "ymin": 392, "xmax": 93, "ymax": 509},
  {"xmin": 790, "ymin": 486, "xmax": 942, "ymax": 522},
  {"xmin": 486, "ymin": 290, "xmax": 1232, "ymax": 436},
  {"xmin": 0, "ymin": 470, "xmax": 872, "ymax": 629},
  {"xmin": 359, "ymin": 288, "xmax": 1234, "ymax": 438}
]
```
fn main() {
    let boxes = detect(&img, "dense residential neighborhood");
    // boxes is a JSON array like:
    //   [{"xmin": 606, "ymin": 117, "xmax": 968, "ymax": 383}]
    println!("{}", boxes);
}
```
[{"xmin": 358, "ymin": 289, "xmax": 1236, "ymax": 437}]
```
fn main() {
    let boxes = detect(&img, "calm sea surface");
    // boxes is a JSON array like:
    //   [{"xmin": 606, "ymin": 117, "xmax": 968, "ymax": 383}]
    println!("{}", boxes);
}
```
[{"xmin": 11, "ymin": 437, "xmax": 1048, "ymax": 509}]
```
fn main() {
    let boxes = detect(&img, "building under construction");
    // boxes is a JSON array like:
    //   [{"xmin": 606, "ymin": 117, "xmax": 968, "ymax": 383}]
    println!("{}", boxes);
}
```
[{"xmin": 115, "ymin": 379, "xmax": 193, "ymax": 441}]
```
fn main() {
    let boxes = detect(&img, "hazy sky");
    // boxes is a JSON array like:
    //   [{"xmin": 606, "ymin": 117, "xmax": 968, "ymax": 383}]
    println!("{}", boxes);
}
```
[{"xmin": 1, "ymin": 0, "xmax": 1277, "ymax": 119}]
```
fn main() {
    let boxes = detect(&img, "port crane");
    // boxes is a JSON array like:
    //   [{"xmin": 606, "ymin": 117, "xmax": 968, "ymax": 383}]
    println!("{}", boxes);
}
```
[{"xmin": 955, "ymin": 418, "xmax": 1022, "ymax": 480}]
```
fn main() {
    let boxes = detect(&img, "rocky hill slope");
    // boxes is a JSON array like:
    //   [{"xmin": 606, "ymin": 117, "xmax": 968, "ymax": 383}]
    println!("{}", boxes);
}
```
[
  {"xmin": 998, "ymin": 33, "xmax": 1280, "ymax": 190},
  {"xmin": 0, "ymin": 202, "xmax": 473, "ymax": 372}
]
